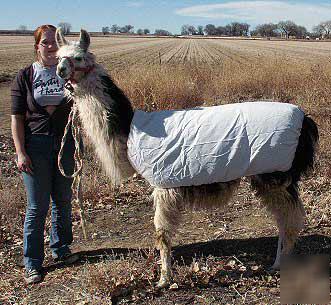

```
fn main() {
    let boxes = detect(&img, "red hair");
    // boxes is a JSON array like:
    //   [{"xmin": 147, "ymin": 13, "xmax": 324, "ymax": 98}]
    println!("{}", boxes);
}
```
[
  {"xmin": 33, "ymin": 24, "xmax": 57, "ymax": 56},
  {"xmin": 33, "ymin": 24, "xmax": 56, "ymax": 45}
]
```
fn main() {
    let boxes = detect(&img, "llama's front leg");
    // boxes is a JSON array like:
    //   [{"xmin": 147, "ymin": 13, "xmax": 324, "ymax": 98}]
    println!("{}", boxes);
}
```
[
  {"xmin": 153, "ymin": 188, "xmax": 181, "ymax": 288},
  {"xmin": 270, "ymin": 194, "xmax": 305, "ymax": 270},
  {"xmin": 271, "ymin": 228, "xmax": 283, "ymax": 270},
  {"xmin": 156, "ymin": 230, "xmax": 172, "ymax": 288},
  {"xmin": 272, "ymin": 216, "xmax": 285, "ymax": 270}
]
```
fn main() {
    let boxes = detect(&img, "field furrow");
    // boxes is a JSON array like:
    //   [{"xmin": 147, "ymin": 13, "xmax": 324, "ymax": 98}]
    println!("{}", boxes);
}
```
[{"xmin": 1, "ymin": 35, "xmax": 331, "ymax": 82}]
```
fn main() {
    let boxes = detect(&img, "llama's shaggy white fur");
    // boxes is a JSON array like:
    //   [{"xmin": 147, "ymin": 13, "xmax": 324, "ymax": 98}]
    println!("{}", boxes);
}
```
[
  {"xmin": 74, "ymin": 83, "xmax": 135, "ymax": 185},
  {"xmin": 56, "ymin": 29, "xmax": 318, "ymax": 288},
  {"xmin": 57, "ymin": 38, "xmax": 135, "ymax": 185}
]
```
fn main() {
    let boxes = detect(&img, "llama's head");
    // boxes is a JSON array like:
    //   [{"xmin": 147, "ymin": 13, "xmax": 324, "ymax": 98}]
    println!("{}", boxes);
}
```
[{"xmin": 55, "ymin": 28, "xmax": 95, "ymax": 83}]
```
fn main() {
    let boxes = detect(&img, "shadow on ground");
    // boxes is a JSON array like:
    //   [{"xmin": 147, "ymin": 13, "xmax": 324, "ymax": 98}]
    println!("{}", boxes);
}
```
[
  {"xmin": 43, "ymin": 233, "xmax": 331, "ymax": 273},
  {"xmin": 174, "ymin": 234, "xmax": 331, "ymax": 264}
]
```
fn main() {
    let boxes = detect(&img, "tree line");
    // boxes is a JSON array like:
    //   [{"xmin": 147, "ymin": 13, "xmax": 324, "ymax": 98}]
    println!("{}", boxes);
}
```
[
  {"xmin": 101, "ymin": 25, "xmax": 172, "ymax": 36},
  {"xmin": 251, "ymin": 21, "xmax": 307, "ymax": 39},
  {"xmin": 256, "ymin": 20, "xmax": 331, "ymax": 39},
  {"xmin": 183, "ymin": 20, "xmax": 331, "ymax": 39},
  {"xmin": 182, "ymin": 23, "xmax": 250, "ymax": 36},
  {"xmin": 313, "ymin": 21, "xmax": 331, "ymax": 39},
  {"xmin": 12, "ymin": 20, "xmax": 331, "ymax": 39},
  {"xmin": 102, "ymin": 20, "xmax": 331, "ymax": 39}
]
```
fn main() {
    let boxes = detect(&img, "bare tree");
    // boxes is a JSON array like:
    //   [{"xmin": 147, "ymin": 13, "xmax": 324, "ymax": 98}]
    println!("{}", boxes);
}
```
[
  {"xmin": 111, "ymin": 24, "xmax": 120, "ymax": 33},
  {"xmin": 278, "ymin": 21, "xmax": 308, "ymax": 39},
  {"xmin": 228, "ymin": 22, "xmax": 250, "ymax": 36},
  {"xmin": 181, "ymin": 24, "xmax": 190, "ymax": 35},
  {"xmin": 216, "ymin": 26, "xmax": 227, "ymax": 36},
  {"xmin": 17, "ymin": 25, "xmax": 28, "ymax": 32},
  {"xmin": 204, "ymin": 24, "xmax": 217, "ymax": 35},
  {"xmin": 313, "ymin": 24, "xmax": 325, "ymax": 38},
  {"xmin": 58, "ymin": 22, "xmax": 72, "ymax": 35},
  {"xmin": 181, "ymin": 24, "xmax": 201, "ymax": 35},
  {"xmin": 102, "ymin": 26, "xmax": 110, "ymax": 35},
  {"xmin": 313, "ymin": 20, "xmax": 331, "ymax": 38},
  {"xmin": 187, "ymin": 25, "xmax": 197, "ymax": 35},
  {"xmin": 154, "ymin": 29, "xmax": 172, "ymax": 36},
  {"xmin": 229, "ymin": 22, "xmax": 240, "ymax": 36},
  {"xmin": 120, "ymin": 25, "xmax": 134, "ymax": 33},
  {"xmin": 204, "ymin": 23, "xmax": 250, "ymax": 36},
  {"xmin": 295, "ymin": 26, "xmax": 308, "ymax": 39},
  {"xmin": 240, "ymin": 23, "xmax": 250, "ymax": 36},
  {"xmin": 197, "ymin": 25, "xmax": 204, "ymax": 35},
  {"xmin": 322, "ymin": 20, "xmax": 331, "ymax": 38},
  {"xmin": 224, "ymin": 24, "xmax": 232, "ymax": 36},
  {"xmin": 278, "ymin": 20, "xmax": 297, "ymax": 39},
  {"xmin": 254, "ymin": 23, "xmax": 279, "ymax": 37}
]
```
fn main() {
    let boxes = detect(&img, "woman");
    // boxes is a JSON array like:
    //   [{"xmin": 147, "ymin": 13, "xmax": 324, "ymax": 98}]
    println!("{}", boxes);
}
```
[{"xmin": 11, "ymin": 25, "xmax": 79, "ymax": 284}]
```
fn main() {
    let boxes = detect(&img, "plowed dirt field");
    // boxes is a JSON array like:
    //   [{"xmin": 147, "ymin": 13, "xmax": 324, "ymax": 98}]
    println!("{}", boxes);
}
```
[{"xmin": 1, "ymin": 36, "xmax": 331, "ymax": 81}]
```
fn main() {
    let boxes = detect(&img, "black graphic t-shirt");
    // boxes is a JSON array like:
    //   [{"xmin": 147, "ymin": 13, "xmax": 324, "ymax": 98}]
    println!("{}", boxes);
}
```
[{"xmin": 32, "ymin": 62, "xmax": 65, "ymax": 106}]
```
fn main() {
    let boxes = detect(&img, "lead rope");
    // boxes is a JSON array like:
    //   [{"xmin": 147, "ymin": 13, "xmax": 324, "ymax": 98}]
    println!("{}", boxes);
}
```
[{"xmin": 58, "ymin": 101, "xmax": 88, "ymax": 239}]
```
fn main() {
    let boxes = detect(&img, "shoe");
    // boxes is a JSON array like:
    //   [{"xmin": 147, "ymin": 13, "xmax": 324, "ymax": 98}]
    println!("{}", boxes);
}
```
[
  {"xmin": 24, "ymin": 269, "xmax": 42, "ymax": 284},
  {"xmin": 53, "ymin": 251, "xmax": 80, "ymax": 265}
]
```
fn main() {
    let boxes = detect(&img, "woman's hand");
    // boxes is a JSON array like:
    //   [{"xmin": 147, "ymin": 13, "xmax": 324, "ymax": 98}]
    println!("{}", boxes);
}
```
[
  {"xmin": 11, "ymin": 115, "xmax": 33, "ymax": 174},
  {"xmin": 17, "ymin": 151, "xmax": 34, "ymax": 174}
]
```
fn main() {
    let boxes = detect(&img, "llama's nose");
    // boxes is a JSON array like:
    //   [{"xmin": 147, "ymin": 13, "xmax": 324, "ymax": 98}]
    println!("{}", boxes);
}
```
[{"xmin": 57, "ymin": 67, "xmax": 66, "ymax": 78}]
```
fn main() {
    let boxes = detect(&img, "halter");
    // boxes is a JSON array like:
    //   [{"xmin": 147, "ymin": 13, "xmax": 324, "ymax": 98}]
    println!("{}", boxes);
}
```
[{"xmin": 62, "ymin": 56, "xmax": 94, "ymax": 84}]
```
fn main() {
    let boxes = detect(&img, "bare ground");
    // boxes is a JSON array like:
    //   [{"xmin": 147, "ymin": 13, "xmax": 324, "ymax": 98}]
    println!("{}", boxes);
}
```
[
  {"xmin": 1, "ymin": 130, "xmax": 331, "ymax": 304},
  {"xmin": 1, "ymin": 36, "xmax": 331, "ymax": 304}
]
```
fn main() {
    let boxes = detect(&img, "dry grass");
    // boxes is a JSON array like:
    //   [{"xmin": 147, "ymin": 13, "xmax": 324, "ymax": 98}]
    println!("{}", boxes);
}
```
[
  {"xmin": 0, "ymin": 36, "xmax": 330, "ymax": 304},
  {"xmin": 115, "ymin": 58, "xmax": 331, "ymax": 110},
  {"xmin": 114, "ymin": 57, "xmax": 331, "ymax": 170}
]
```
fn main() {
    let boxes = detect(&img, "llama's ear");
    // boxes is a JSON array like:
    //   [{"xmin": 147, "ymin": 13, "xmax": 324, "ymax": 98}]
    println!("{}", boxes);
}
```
[
  {"xmin": 79, "ymin": 29, "xmax": 90, "ymax": 52},
  {"xmin": 55, "ymin": 28, "xmax": 68, "ymax": 48}
]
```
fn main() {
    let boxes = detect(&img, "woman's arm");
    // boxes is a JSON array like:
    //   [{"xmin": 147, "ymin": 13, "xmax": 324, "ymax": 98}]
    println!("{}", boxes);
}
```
[
  {"xmin": 11, "ymin": 69, "xmax": 33, "ymax": 174},
  {"xmin": 11, "ymin": 115, "xmax": 33, "ymax": 174},
  {"xmin": 11, "ymin": 114, "xmax": 25, "ymax": 154}
]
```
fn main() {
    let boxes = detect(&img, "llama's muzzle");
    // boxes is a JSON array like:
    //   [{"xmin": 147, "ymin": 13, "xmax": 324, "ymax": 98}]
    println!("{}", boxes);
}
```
[
  {"xmin": 57, "ymin": 66, "xmax": 67, "ymax": 79},
  {"xmin": 56, "ymin": 58, "xmax": 71, "ymax": 80}
]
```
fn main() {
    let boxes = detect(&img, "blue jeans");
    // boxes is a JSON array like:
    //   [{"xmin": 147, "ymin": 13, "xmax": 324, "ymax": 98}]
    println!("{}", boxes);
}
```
[{"xmin": 22, "ymin": 134, "xmax": 75, "ymax": 271}]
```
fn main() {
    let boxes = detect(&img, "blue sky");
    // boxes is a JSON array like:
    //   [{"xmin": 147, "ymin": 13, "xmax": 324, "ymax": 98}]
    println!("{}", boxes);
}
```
[{"xmin": 1, "ymin": 0, "xmax": 331, "ymax": 33}]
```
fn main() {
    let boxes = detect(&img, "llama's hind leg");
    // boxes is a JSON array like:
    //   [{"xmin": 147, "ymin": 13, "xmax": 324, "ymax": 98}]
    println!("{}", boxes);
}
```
[
  {"xmin": 251, "ymin": 176, "xmax": 305, "ymax": 270},
  {"xmin": 270, "ymin": 209, "xmax": 285, "ymax": 269},
  {"xmin": 273, "ymin": 186, "xmax": 305, "ymax": 270},
  {"xmin": 273, "ymin": 235, "xmax": 282, "ymax": 269},
  {"xmin": 153, "ymin": 188, "xmax": 182, "ymax": 288}
]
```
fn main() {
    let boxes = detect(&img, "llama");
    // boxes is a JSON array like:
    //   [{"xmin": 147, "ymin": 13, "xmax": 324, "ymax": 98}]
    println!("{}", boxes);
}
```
[{"xmin": 55, "ymin": 29, "xmax": 319, "ymax": 288}]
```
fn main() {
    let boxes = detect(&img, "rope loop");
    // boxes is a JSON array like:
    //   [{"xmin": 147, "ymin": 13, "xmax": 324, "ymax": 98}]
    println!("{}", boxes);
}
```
[{"xmin": 58, "ymin": 101, "xmax": 88, "ymax": 239}]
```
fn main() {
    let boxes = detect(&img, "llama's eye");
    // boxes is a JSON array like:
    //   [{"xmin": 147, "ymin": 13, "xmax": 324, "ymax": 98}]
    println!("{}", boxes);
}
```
[{"xmin": 75, "ymin": 57, "xmax": 82, "ymax": 61}]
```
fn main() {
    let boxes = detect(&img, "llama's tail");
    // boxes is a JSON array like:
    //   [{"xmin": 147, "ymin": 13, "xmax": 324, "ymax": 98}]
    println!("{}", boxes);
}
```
[{"xmin": 289, "ymin": 114, "xmax": 319, "ymax": 185}]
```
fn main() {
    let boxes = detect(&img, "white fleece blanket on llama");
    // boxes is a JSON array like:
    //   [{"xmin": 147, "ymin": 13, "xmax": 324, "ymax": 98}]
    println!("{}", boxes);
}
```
[{"xmin": 127, "ymin": 102, "xmax": 304, "ymax": 188}]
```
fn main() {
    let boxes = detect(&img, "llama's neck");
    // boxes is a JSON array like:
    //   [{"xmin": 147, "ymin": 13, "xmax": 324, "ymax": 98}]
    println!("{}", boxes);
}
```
[{"xmin": 72, "ymin": 68, "xmax": 135, "ymax": 185}]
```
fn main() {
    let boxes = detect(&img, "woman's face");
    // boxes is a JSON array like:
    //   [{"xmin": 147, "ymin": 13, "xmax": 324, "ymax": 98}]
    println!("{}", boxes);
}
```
[{"xmin": 36, "ymin": 29, "xmax": 58, "ymax": 66}]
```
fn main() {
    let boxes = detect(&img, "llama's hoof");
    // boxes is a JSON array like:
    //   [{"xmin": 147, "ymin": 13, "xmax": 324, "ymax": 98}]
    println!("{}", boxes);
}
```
[
  {"xmin": 271, "ymin": 262, "xmax": 280, "ymax": 270},
  {"xmin": 156, "ymin": 276, "xmax": 170, "ymax": 289},
  {"xmin": 267, "ymin": 263, "xmax": 280, "ymax": 273}
]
